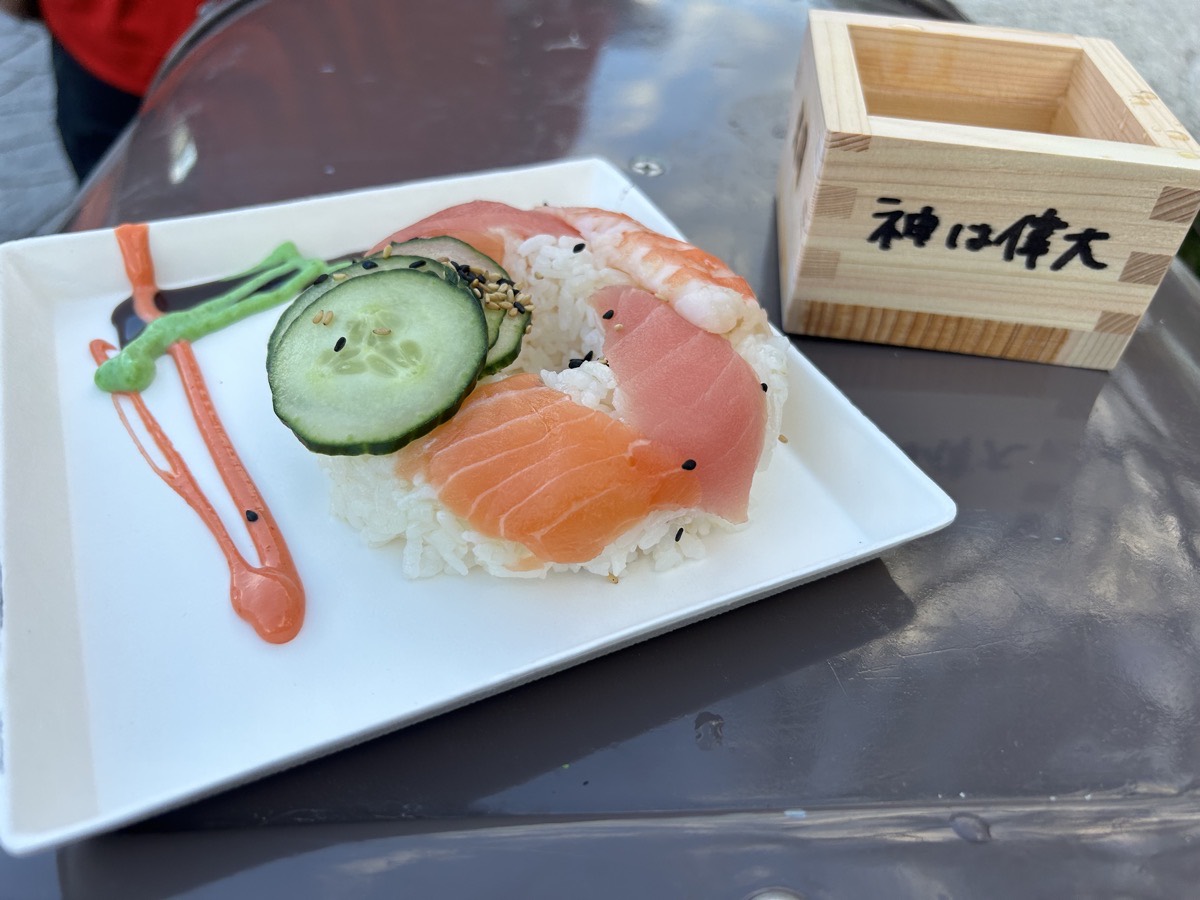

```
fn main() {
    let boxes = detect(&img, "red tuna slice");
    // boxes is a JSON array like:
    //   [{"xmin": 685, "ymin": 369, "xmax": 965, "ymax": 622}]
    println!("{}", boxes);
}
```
[
  {"xmin": 367, "ymin": 200, "xmax": 580, "ymax": 263},
  {"xmin": 590, "ymin": 285, "xmax": 767, "ymax": 523}
]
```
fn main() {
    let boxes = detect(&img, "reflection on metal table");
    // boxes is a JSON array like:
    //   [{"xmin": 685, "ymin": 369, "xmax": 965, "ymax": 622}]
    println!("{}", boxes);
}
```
[{"xmin": 4, "ymin": 0, "xmax": 1200, "ymax": 895}]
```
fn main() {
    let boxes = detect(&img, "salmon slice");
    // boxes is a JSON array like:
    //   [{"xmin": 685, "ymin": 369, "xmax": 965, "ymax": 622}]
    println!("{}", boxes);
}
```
[
  {"xmin": 590, "ymin": 286, "xmax": 766, "ymax": 523},
  {"xmin": 367, "ymin": 200, "xmax": 580, "ymax": 263},
  {"xmin": 397, "ymin": 374, "xmax": 701, "ymax": 564}
]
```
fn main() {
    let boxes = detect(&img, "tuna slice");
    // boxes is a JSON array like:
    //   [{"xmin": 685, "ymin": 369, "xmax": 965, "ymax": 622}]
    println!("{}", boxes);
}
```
[
  {"xmin": 367, "ymin": 200, "xmax": 579, "ymax": 263},
  {"xmin": 397, "ymin": 373, "xmax": 701, "ymax": 564},
  {"xmin": 590, "ymin": 285, "xmax": 767, "ymax": 523}
]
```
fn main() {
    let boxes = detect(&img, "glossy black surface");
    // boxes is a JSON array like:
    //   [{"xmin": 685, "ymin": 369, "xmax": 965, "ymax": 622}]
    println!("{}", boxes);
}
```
[{"xmin": 5, "ymin": 0, "xmax": 1200, "ymax": 895}]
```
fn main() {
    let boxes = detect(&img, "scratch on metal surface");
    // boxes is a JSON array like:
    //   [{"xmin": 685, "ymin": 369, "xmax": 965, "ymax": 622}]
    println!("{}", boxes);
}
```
[
  {"xmin": 896, "ymin": 629, "xmax": 1057, "ymax": 661},
  {"xmin": 828, "ymin": 660, "xmax": 848, "ymax": 697}
]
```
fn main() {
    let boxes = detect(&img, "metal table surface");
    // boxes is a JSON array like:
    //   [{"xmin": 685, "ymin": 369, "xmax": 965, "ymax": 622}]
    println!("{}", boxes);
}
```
[{"xmin": 5, "ymin": 0, "xmax": 1200, "ymax": 896}]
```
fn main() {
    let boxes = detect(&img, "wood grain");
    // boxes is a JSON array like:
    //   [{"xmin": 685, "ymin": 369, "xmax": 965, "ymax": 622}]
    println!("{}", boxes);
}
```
[
  {"xmin": 800, "ymin": 300, "xmax": 1071, "ymax": 364},
  {"xmin": 778, "ymin": 11, "xmax": 1200, "ymax": 370},
  {"xmin": 1118, "ymin": 252, "xmax": 1173, "ymax": 285},
  {"xmin": 1149, "ymin": 186, "xmax": 1200, "ymax": 223}
]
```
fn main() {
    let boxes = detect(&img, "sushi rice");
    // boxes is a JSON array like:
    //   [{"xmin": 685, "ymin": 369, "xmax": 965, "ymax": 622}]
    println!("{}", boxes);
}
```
[{"xmin": 321, "ymin": 233, "xmax": 790, "ymax": 579}]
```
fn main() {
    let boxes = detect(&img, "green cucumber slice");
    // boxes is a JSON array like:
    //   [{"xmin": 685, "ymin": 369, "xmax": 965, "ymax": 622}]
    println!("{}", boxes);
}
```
[
  {"xmin": 268, "ymin": 255, "xmax": 458, "ymax": 355},
  {"xmin": 483, "ymin": 306, "xmax": 504, "ymax": 348},
  {"xmin": 483, "ymin": 307, "xmax": 533, "ymax": 375},
  {"xmin": 384, "ymin": 237, "xmax": 509, "ymax": 281},
  {"xmin": 387, "ymin": 237, "xmax": 514, "ymax": 350},
  {"xmin": 267, "ymin": 269, "xmax": 488, "ymax": 455}
]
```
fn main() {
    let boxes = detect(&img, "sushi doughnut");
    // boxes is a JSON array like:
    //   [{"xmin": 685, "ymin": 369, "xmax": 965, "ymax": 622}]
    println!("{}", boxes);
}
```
[{"xmin": 319, "ymin": 202, "xmax": 790, "ymax": 578}]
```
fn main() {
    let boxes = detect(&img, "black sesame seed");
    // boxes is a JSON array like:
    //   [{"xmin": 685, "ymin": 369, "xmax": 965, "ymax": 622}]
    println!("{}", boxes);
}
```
[
  {"xmin": 573, "ymin": 242, "xmax": 585, "ymax": 253},
  {"xmin": 761, "ymin": 382, "xmax": 768, "ymax": 392},
  {"xmin": 361, "ymin": 259, "xmax": 379, "ymax": 270},
  {"xmin": 409, "ymin": 259, "xmax": 426, "ymax": 269},
  {"xmin": 314, "ymin": 273, "xmax": 330, "ymax": 285},
  {"xmin": 334, "ymin": 336, "xmax": 347, "ymax": 352},
  {"xmin": 681, "ymin": 458, "xmax": 697, "ymax": 470},
  {"xmin": 245, "ymin": 510, "xmax": 260, "ymax": 522},
  {"xmin": 602, "ymin": 309, "xmax": 615, "ymax": 320},
  {"xmin": 675, "ymin": 527, "xmax": 683, "ymax": 542},
  {"xmin": 498, "ymin": 277, "xmax": 514, "ymax": 286},
  {"xmin": 514, "ymin": 301, "xmax": 527, "ymax": 314},
  {"xmin": 568, "ymin": 358, "xmax": 584, "ymax": 369},
  {"xmin": 584, "ymin": 350, "xmax": 594, "ymax": 362}
]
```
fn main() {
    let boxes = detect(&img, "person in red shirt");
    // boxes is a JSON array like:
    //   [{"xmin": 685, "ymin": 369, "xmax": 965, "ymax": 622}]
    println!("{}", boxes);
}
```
[{"xmin": 35, "ymin": 1, "xmax": 203, "ymax": 180}]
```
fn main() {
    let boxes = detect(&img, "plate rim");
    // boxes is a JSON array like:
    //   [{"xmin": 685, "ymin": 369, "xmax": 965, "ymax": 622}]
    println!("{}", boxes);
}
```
[{"xmin": 0, "ymin": 157, "xmax": 955, "ymax": 854}]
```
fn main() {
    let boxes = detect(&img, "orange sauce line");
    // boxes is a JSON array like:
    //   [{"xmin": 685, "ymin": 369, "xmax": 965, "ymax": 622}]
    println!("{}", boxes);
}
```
[{"xmin": 95, "ymin": 223, "xmax": 305, "ymax": 643}]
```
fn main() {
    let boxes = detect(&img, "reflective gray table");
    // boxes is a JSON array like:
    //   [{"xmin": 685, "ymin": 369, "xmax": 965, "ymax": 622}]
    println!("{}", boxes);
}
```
[{"xmin": 6, "ymin": 0, "xmax": 1200, "ymax": 895}]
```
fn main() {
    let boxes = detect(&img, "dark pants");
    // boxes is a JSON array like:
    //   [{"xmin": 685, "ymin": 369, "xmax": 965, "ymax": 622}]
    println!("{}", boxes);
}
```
[{"xmin": 50, "ymin": 38, "xmax": 141, "ymax": 181}]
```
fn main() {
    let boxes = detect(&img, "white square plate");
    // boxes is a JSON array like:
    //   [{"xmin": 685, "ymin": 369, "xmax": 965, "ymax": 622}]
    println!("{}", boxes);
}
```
[{"xmin": 0, "ymin": 158, "xmax": 954, "ymax": 854}]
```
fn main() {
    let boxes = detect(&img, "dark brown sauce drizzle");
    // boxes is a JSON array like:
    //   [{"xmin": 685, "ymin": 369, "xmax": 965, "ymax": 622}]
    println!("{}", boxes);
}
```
[
  {"xmin": 98, "ymin": 224, "xmax": 312, "ymax": 644},
  {"xmin": 110, "ymin": 265, "xmax": 338, "ymax": 347}
]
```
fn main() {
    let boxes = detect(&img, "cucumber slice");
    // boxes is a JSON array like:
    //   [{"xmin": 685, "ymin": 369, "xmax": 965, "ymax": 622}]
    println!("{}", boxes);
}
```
[
  {"xmin": 387, "ymin": 237, "xmax": 513, "ymax": 350},
  {"xmin": 267, "ymin": 269, "xmax": 488, "ymax": 455},
  {"xmin": 482, "ymin": 307, "xmax": 533, "ymax": 375},
  {"xmin": 384, "ymin": 237, "xmax": 509, "ymax": 281},
  {"xmin": 268, "ymin": 255, "xmax": 458, "ymax": 355},
  {"xmin": 483, "ymin": 306, "xmax": 504, "ymax": 348}
]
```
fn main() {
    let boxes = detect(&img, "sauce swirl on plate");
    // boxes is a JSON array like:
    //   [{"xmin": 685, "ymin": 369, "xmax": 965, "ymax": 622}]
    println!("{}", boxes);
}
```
[{"xmin": 90, "ymin": 223, "xmax": 306, "ymax": 643}]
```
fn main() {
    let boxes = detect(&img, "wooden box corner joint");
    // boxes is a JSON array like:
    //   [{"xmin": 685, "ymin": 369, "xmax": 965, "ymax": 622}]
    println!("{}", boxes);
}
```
[{"xmin": 777, "ymin": 10, "xmax": 1200, "ymax": 370}]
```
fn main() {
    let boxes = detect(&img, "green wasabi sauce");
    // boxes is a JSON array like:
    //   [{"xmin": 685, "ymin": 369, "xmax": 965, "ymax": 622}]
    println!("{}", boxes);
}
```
[{"xmin": 95, "ymin": 243, "xmax": 334, "ymax": 393}]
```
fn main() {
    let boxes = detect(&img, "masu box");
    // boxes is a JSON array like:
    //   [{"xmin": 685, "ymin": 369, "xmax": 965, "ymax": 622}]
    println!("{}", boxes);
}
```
[{"xmin": 778, "ymin": 11, "xmax": 1200, "ymax": 369}]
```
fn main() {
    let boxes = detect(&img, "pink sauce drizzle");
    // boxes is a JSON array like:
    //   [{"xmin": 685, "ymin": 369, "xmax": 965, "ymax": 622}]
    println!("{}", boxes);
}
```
[{"xmin": 89, "ymin": 223, "xmax": 305, "ymax": 643}]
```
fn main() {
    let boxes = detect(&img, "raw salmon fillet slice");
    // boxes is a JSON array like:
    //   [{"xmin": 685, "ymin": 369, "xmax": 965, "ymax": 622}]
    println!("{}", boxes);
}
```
[
  {"xmin": 367, "ymin": 200, "xmax": 579, "ymax": 263},
  {"xmin": 397, "ymin": 374, "xmax": 701, "ymax": 564},
  {"xmin": 591, "ymin": 285, "xmax": 767, "ymax": 523}
]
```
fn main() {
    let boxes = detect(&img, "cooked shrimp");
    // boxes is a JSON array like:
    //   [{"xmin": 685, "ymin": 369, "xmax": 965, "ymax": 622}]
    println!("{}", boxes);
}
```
[{"xmin": 547, "ymin": 207, "xmax": 768, "ymax": 337}]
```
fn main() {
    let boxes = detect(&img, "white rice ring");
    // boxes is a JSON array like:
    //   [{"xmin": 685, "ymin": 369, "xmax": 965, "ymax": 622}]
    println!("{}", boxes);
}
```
[{"xmin": 323, "ymin": 222, "xmax": 789, "ymax": 578}]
